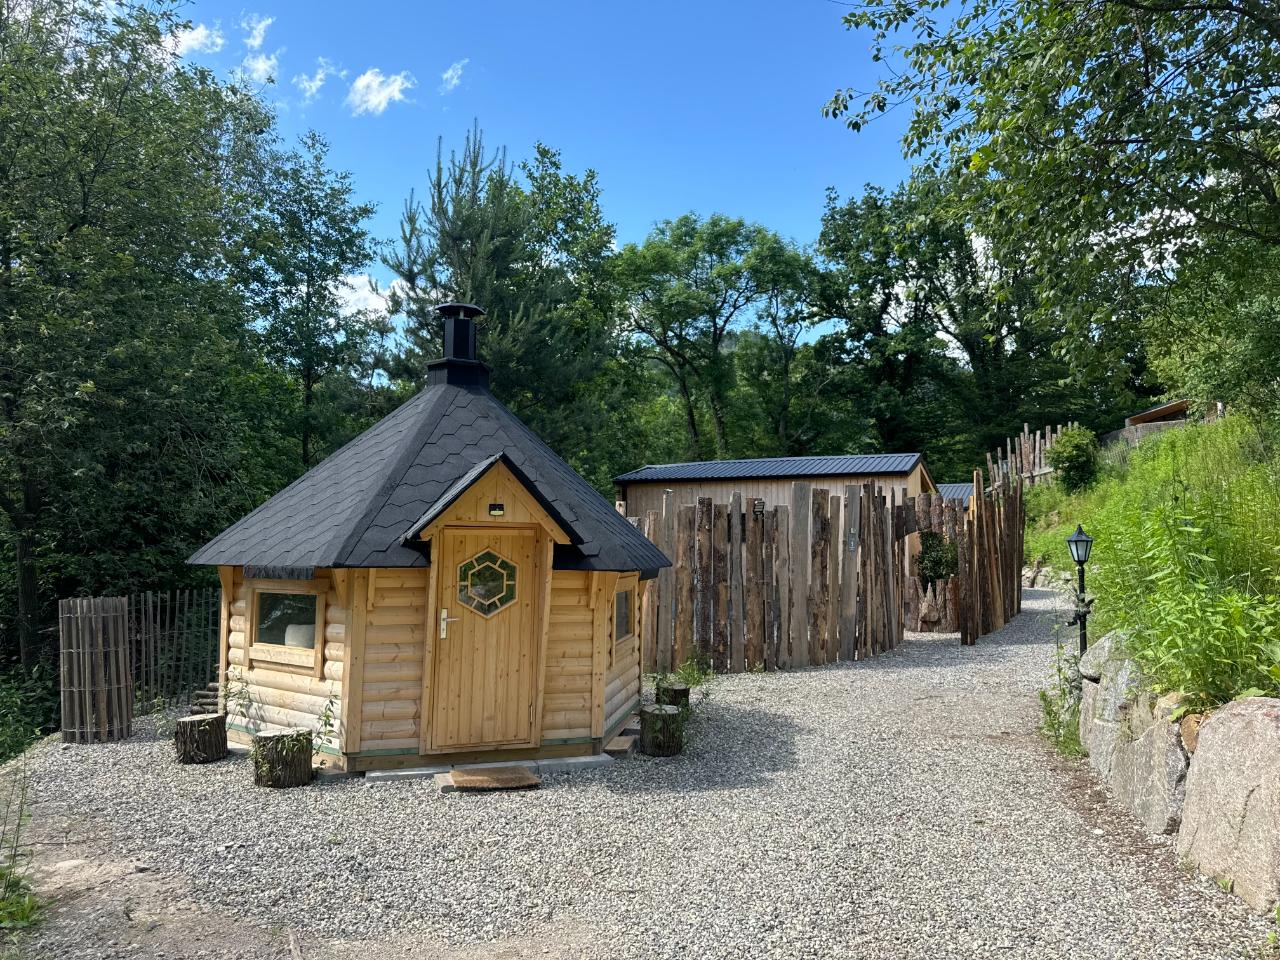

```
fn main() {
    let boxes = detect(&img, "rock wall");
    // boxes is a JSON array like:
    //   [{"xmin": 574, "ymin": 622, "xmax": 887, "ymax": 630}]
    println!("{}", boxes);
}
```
[
  {"xmin": 1078, "ymin": 633, "xmax": 1280, "ymax": 913},
  {"xmin": 1177, "ymin": 698, "xmax": 1280, "ymax": 912},
  {"xmin": 1078, "ymin": 631, "xmax": 1189, "ymax": 836}
]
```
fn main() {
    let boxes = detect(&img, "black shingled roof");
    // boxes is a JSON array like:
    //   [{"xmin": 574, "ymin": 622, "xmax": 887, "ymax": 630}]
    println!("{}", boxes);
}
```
[
  {"xmin": 615, "ymin": 452, "xmax": 922, "ymax": 484},
  {"xmin": 189, "ymin": 380, "xmax": 670, "ymax": 575}
]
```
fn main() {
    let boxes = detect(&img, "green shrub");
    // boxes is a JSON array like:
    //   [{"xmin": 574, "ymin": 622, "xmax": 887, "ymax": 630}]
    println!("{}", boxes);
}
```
[
  {"xmin": 0, "ymin": 667, "xmax": 57, "ymax": 764},
  {"xmin": 917, "ymin": 530, "xmax": 958, "ymax": 588},
  {"xmin": 1045, "ymin": 416, "xmax": 1280, "ymax": 711},
  {"xmin": 1047, "ymin": 426, "xmax": 1101, "ymax": 491}
]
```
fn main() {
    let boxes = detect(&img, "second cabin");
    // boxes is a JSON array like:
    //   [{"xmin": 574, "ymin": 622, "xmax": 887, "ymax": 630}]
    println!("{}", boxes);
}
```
[{"xmin": 189, "ymin": 304, "xmax": 670, "ymax": 772}]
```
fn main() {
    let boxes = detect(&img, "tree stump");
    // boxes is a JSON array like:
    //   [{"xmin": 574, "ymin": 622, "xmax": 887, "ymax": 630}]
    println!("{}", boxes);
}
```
[
  {"xmin": 252, "ymin": 729, "xmax": 314, "ymax": 788},
  {"xmin": 174, "ymin": 713, "xmax": 227, "ymax": 764},
  {"xmin": 656, "ymin": 681, "xmax": 690, "ymax": 710},
  {"xmin": 639, "ymin": 704, "xmax": 683, "ymax": 757}
]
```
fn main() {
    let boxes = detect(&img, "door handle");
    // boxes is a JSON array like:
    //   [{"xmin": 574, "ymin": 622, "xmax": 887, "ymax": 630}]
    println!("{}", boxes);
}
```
[{"xmin": 439, "ymin": 608, "xmax": 461, "ymax": 640}]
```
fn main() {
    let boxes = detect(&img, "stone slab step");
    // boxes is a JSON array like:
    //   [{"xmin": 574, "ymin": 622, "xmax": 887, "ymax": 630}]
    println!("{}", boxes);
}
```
[
  {"xmin": 366, "ymin": 753, "xmax": 613, "ymax": 784},
  {"xmin": 605, "ymin": 735, "xmax": 636, "ymax": 759}
]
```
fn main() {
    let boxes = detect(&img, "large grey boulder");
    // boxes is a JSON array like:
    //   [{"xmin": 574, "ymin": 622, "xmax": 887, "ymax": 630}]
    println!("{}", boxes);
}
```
[
  {"xmin": 1079, "ymin": 629, "xmax": 1127, "ymax": 682},
  {"xmin": 1178, "ymin": 697, "xmax": 1280, "ymax": 912},
  {"xmin": 1078, "ymin": 639, "xmax": 1188, "ymax": 835}
]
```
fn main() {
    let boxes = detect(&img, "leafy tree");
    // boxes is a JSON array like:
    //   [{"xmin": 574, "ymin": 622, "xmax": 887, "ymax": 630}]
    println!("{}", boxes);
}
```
[
  {"xmin": 616, "ymin": 215, "xmax": 811, "ymax": 459},
  {"xmin": 245, "ymin": 131, "xmax": 386, "ymax": 468},
  {"xmin": 824, "ymin": 0, "xmax": 1280, "ymax": 306},
  {"xmin": 0, "ymin": 0, "xmax": 285, "ymax": 664},
  {"xmin": 384, "ymin": 127, "xmax": 623, "ymax": 468}
]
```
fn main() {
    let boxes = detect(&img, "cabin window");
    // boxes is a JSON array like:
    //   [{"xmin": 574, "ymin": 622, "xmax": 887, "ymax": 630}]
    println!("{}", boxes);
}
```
[
  {"xmin": 614, "ymin": 588, "xmax": 635, "ymax": 644},
  {"xmin": 248, "ymin": 583, "xmax": 326, "ymax": 672},
  {"xmin": 458, "ymin": 549, "xmax": 518, "ymax": 617}
]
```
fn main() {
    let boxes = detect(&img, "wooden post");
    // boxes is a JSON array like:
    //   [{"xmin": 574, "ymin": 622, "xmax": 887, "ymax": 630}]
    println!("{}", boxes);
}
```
[
  {"xmin": 639, "ymin": 704, "xmax": 682, "ymax": 757},
  {"xmin": 712, "ymin": 501, "xmax": 729, "ymax": 672},
  {"xmin": 789, "ymin": 483, "xmax": 811, "ymax": 669},
  {"xmin": 657, "ymin": 491, "xmax": 675, "ymax": 674},
  {"xmin": 838, "ymin": 486, "xmax": 860, "ymax": 660},
  {"xmin": 762, "ymin": 507, "xmax": 778, "ymax": 670},
  {"xmin": 174, "ymin": 714, "xmax": 228, "ymax": 764},
  {"xmin": 728, "ymin": 492, "xmax": 745, "ymax": 673},
  {"xmin": 808, "ymin": 489, "xmax": 831, "ymax": 666},
  {"xmin": 824, "ymin": 493, "xmax": 840, "ymax": 662},
  {"xmin": 643, "ymin": 509, "xmax": 661, "ymax": 674},
  {"xmin": 675, "ymin": 504, "xmax": 696, "ymax": 668},
  {"xmin": 775, "ymin": 504, "xmax": 792, "ymax": 669},
  {"xmin": 694, "ymin": 498, "xmax": 713, "ymax": 666},
  {"xmin": 744, "ymin": 499, "xmax": 765, "ymax": 670}
]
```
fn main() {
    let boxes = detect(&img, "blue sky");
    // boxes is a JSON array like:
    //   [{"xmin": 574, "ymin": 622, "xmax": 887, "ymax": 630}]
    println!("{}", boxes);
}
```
[{"xmin": 174, "ymin": 1, "xmax": 912, "ymax": 286}]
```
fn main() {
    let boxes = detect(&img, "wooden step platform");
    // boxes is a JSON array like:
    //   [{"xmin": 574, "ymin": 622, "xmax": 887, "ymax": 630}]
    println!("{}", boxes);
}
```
[
  {"xmin": 437, "ymin": 765, "xmax": 542, "ymax": 793},
  {"xmin": 605, "ymin": 735, "xmax": 636, "ymax": 759}
]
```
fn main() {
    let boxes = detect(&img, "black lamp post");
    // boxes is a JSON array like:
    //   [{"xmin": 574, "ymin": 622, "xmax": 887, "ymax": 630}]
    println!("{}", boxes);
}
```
[{"xmin": 1066, "ymin": 524, "xmax": 1094, "ymax": 655}]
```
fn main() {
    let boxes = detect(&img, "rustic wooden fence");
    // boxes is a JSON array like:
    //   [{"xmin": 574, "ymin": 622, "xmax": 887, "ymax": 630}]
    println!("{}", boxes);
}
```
[
  {"xmin": 630, "ymin": 473, "xmax": 1025, "ymax": 672},
  {"xmin": 129, "ymin": 588, "xmax": 220, "ymax": 707},
  {"xmin": 58, "ymin": 587, "xmax": 220, "ymax": 739},
  {"xmin": 987, "ymin": 422, "xmax": 1078, "ymax": 489},
  {"xmin": 59, "ymin": 597, "xmax": 133, "ymax": 743}
]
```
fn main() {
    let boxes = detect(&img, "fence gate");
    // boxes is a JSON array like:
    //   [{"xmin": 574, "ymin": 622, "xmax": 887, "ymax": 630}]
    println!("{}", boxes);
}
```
[{"xmin": 59, "ymin": 596, "xmax": 133, "ymax": 743}]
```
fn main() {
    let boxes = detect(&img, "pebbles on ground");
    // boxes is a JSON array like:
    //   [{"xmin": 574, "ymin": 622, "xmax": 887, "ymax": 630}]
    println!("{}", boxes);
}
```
[{"xmin": 17, "ymin": 587, "xmax": 1273, "ymax": 959}]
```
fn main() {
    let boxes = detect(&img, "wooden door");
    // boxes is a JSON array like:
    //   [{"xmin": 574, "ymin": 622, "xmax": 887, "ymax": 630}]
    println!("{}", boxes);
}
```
[{"xmin": 430, "ymin": 527, "xmax": 538, "ymax": 750}]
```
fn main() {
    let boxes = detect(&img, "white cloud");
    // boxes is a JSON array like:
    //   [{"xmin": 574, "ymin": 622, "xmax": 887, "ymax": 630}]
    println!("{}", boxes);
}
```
[
  {"xmin": 241, "ymin": 51, "xmax": 279, "ymax": 84},
  {"xmin": 346, "ymin": 68, "xmax": 415, "ymax": 116},
  {"xmin": 240, "ymin": 14, "xmax": 274, "ymax": 50},
  {"xmin": 173, "ymin": 22, "xmax": 224, "ymax": 56},
  {"xmin": 293, "ymin": 58, "xmax": 338, "ymax": 102},
  {"xmin": 335, "ymin": 275, "xmax": 388, "ymax": 317},
  {"xmin": 438, "ymin": 58, "xmax": 468, "ymax": 94}
]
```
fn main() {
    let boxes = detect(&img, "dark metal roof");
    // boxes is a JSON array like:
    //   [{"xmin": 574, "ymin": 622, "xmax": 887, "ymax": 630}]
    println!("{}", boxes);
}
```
[
  {"xmin": 189, "ymin": 380, "xmax": 670, "ymax": 574},
  {"xmin": 937, "ymin": 482, "xmax": 974, "ymax": 506},
  {"xmin": 615, "ymin": 452, "xmax": 923, "ymax": 484}
]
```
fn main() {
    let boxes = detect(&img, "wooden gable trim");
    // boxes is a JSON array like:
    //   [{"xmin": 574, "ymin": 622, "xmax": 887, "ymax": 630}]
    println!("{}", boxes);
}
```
[{"xmin": 413, "ymin": 459, "xmax": 571, "ymax": 546}]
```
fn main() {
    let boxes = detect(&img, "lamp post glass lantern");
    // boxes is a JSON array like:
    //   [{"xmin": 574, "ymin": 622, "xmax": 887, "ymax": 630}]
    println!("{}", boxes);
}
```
[{"xmin": 1066, "ymin": 525, "xmax": 1093, "ymax": 655}]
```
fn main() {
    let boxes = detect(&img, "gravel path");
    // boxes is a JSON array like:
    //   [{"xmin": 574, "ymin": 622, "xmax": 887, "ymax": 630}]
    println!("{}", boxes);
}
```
[{"xmin": 16, "ymin": 586, "xmax": 1275, "ymax": 959}]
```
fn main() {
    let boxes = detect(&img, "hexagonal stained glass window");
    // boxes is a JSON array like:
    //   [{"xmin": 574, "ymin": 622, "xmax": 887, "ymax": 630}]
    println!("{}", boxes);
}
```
[{"xmin": 457, "ymin": 549, "xmax": 518, "ymax": 617}]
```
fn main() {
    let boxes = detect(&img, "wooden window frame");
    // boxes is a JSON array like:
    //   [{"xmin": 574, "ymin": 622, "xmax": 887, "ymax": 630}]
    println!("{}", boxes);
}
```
[
  {"xmin": 612, "ymin": 586, "xmax": 636, "ymax": 656},
  {"xmin": 247, "ymin": 580, "xmax": 326, "ymax": 677}
]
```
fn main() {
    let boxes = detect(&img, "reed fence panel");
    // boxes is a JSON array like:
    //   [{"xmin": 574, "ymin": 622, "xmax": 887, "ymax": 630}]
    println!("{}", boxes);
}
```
[{"xmin": 59, "ymin": 597, "xmax": 132, "ymax": 743}]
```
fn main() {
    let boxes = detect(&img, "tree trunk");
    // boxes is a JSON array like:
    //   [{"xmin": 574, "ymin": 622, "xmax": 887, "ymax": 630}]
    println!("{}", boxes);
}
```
[
  {"xmin": 174, "ymin": 713, "xmax": 227, "ymax": 764},
  {"xmin": 252, "ymin": 729, "xmax": 314, "ymax": 788},
  {"xmin": 639, "ymin": 704, "xmax": 683, "ymax": 757},
  {"xmin": 14, "ymin": 520, "xmax": 40, "ymax": 670}
]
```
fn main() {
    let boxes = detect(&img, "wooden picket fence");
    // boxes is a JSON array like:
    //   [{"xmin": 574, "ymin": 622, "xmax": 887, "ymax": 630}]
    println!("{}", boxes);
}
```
[
  {"xmin": 987, "ymin": 422, "xmax": 1079, "ymax": 489},
  {"xmin": 630, "ymin": 473, "xmax": 1025, "ymax": 673}
]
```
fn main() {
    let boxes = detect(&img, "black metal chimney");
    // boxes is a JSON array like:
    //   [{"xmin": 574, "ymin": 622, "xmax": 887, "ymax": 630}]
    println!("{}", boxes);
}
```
[{"xmin": 427, "ymin": 302, "xmax": 489, "ymax": 388}]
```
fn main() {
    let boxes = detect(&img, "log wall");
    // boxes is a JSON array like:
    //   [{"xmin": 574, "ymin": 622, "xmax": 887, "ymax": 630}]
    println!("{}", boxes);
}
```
[{"xmin": 224, "ymin": 567, "xmax": 343, "ymax": 754}]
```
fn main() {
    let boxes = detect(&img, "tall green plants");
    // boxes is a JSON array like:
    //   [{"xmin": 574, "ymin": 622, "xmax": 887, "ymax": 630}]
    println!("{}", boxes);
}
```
[{"xmin": 1033, "ymin": 417, "xmax": 1280, "ymax": 711}]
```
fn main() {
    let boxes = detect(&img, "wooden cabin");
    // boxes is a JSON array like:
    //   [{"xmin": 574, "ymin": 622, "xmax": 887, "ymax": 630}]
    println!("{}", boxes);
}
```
[
  {"xmin": 615, "ymin": 453, "xmax": 937, "ymax": 518},
  {"xmin": 190, "ymin": 304, "xmax": 669, "ymax": 773}
]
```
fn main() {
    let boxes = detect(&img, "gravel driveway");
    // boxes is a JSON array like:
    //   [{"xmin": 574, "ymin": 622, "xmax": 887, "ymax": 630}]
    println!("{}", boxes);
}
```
[{"xmin": 15, "ymin": 586, "xmax": 1274, "ymax": 959}]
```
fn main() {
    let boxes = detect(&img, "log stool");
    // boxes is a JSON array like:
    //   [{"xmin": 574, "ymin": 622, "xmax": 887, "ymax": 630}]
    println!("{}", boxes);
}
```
[
  {"xmin": 174, "ymin": 713, "xmax": 228, "ymax": 764},
  {"xmin": 656, "ymin": 681, "xmax": 690, "ymax": 710},
  {"xmin": 252, "ymin": 729, "xmax": 314, "ymax": 788},
  {"xmin": 639, "ymin": 704, "xmax": 683, "ymax": 757}
]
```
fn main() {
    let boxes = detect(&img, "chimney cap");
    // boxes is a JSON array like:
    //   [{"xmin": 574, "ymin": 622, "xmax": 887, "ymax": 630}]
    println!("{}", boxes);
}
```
[{"xmin": 436, "ymin": 302, "xmax": 486, "ymax": 320}]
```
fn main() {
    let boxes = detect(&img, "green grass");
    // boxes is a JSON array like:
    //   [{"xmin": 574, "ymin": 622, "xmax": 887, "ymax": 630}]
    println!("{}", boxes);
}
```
[{"xmin": 1026, "ymin": 416, "xmax": 1280, "ymax": 712}]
